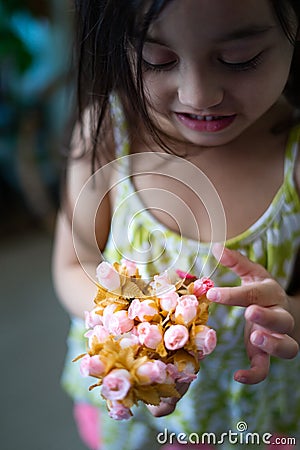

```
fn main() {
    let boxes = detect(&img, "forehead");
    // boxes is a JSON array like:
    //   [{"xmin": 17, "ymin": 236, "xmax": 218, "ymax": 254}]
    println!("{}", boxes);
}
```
[{"xmin": 148, "ymin": 0, "xmax": 278, "ymax": 44}]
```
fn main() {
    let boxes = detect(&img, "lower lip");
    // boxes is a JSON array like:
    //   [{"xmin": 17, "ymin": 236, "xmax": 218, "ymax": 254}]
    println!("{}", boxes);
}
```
[{"xmin": 176, "ymin": 113, "xmax": 236, "ymax": 132}]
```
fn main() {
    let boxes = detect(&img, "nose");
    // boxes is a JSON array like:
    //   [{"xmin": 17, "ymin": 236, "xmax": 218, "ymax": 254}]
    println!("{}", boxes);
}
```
[{"xmin": 178, "ymin": 65, "xmax": 224, "ymax": 110}]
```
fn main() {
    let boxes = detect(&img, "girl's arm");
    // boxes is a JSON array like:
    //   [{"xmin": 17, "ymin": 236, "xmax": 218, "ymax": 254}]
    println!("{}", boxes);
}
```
[{"xmin": 52, "ymin": 133, "xmax": 112, "ymax": 319}]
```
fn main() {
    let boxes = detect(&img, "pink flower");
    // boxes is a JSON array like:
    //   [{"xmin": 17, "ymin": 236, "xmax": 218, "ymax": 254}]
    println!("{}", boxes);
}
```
[
  {"xmin": 136, "ymin": 360, "xmax": 168, "ymax": 385},
  {"xmin": 106, "ymin": 309, "xmax": 134, "ymax": 335},
  {"xmin": 150, "ymin": 272, "xmax": 175, "ymax": 296},
  {"xmin": 96, "ymin": 261, "xmax": 120, "ymax": 291},
  {"xmin": 176, "ymin": 269, "xmax": 197, "ymax": 280},
  {"xmin": 121, "ymin": 259, "xmax": 137, "ymax": 276},
  {"xmin": 194, "ymin": 325, "xmax": 217, "ymax": 357},
  {"xmin": 128, "ymin": 299, "xmax": 158, "ymax": 322},
  {"xmin": 84, "ymin": 325, "xmax": 109, "ymax": 348},
  {"xmin": 119, "ymin": 333, "xmax": 140, "ymax": 348},
  {"xmin": 108, "ymin": 401, "xmax": 132, "ymax": 420},
  {"xmin": 137, "ymin": 322, "xmax": 163, "ymax": 349},
  {"xmin": 166, "ymin": 362, "xmax": 197, "ymax": 383},
  {"xmin": 102, "ymin": 304, "xmax": 117, "ymax": 330},
  {"xmin": 80, "ymin": 355, "xmax": 106, "ymax": 377},
  {"xmin": 164, "ymin": 324, "xmax": 189, "ymax": 350},
  {"xmin": 192, "ymin": 277, "xmax": 214, "ymax": 297},
  {"xmin": 102, "ymin": 369, "xmax": 131, "ymax": 401},
  {"xmin": 84, "ymin": 309, "xmax": 103, "ymax": 329},
  {"xmin": 174, "ymin": 294, "xmax": 198, "ymax": 325},
  {"xmin": 166, "ymin": 363, "xmax": 179, "ymax": 382},
  {"xmin": 159, "ymin": 291, "xmax": 179, "ymax": 312}
]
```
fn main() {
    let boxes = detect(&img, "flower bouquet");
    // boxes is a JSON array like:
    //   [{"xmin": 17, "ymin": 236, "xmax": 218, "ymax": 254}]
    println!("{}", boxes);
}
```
[{"xmin": 74, "ymin": 260, "xmax": 217, "ymax": 420}]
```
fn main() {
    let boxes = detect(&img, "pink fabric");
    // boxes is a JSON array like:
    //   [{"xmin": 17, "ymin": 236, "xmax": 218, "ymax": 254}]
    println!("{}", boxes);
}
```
[{"xmin": 73, "ymin": 403, "xmax": 101, "ymax": 450}]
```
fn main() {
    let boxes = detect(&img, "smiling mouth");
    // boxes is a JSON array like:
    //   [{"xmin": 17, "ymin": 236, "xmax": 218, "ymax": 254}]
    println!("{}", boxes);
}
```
[
  {"xmin": 181, "ymin": 113, "xmax": 235, "ymax": 121},
  {"xmin": 175, "ymin": 112, "xmax": 237, "ymax": 132}
]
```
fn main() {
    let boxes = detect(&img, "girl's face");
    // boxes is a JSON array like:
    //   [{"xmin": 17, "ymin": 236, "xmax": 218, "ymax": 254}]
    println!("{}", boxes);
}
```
[{"xmin": 141, "ymin": 0, "xmax": 298, "ymax": 148}]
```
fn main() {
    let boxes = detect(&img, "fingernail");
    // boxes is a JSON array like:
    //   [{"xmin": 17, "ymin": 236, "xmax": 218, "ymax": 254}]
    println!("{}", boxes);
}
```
[
  {"xmin": 235, "ymin": 376, "xmax": 247, "ymax": 384},
  {"xmin": 206, "ymin": 288, "xmax": 221, "ymax": 302},
  {"xmin": 251, "ymin": 332, "xmax": 266, "ymax": 347}
]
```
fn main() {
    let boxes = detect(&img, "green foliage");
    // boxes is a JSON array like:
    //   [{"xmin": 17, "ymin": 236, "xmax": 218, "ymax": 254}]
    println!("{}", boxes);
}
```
[{"xmin": 0, "ymin": 1, "xmax": 33, "ymax": 74}]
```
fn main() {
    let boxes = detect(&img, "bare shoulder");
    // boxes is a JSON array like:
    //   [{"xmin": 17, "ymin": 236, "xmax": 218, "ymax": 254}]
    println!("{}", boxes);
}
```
[{"xmin": 61, "ymin": 114, "xmax": 115, "ymax": 257}]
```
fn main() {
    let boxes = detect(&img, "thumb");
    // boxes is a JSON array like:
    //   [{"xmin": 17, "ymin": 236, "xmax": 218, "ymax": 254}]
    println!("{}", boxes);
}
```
[{"xmin": 212, "ymin": 243, "xmax": 269, "ymax": 282}]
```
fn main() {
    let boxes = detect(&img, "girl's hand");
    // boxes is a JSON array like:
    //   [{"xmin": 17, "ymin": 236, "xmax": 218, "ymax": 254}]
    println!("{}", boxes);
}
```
[
  {"xmin": 207, "ymin": 245, "xmax": 299, "ymax": 385},
  {"xmin": 147, "ymin": 381, "xmax": 190, "ymax": 417}
]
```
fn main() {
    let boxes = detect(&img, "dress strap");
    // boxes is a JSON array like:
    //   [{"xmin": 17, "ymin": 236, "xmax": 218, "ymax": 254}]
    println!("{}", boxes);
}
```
[{"xmin": 283, "ymin": 124, "xmax": 300, "ymax": 183}]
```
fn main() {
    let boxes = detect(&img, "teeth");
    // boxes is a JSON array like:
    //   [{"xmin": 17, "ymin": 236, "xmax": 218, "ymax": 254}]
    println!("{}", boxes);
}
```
[
  {"xmin": 188, "ymin": 114, "xmax": 221, "ymax": 121},
  {"xmin": 189, "ymin": 114, "xmax": 203, "ymax": 120}
]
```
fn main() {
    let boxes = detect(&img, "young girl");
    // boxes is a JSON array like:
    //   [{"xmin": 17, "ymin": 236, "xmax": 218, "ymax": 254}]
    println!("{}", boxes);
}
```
[{"xmin": 53, "ymin": 1, "xmax": 300, "ymax": 449}]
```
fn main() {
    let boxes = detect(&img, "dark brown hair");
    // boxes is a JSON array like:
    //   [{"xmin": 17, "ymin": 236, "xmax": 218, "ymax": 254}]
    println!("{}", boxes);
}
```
[{"xmin": 73, "ymin": 0, "xmax": 300, "ymax": 164}]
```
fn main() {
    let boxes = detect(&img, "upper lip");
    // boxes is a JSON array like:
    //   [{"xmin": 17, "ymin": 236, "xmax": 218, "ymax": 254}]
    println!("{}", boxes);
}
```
[{"xmin": 176, "ymin": 112, "xmax": 235, "ymax": 118}]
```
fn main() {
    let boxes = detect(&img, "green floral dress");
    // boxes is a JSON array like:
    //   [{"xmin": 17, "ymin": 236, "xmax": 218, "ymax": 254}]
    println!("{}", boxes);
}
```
[{"xmin": 62, "ymin": 100, "xmax": 300, "ymax": 449}]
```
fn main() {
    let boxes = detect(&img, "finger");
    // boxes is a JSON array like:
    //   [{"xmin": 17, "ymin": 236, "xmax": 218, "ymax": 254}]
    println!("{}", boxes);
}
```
[
  {"xmin": 207, "ymin": 278, "xmax": 280, "ymax": 308},
  {"xmin": 234, "ymin": 351, "xmax": 270, "ymax": 384},
  {"xmin": 174, "ymin": 381, "xmax": 190, "ymax": 397},
  {"xmin": 147, "ymin": 382, "xmax": 189, "ymax": 418},
  {"xmin": 212, "ymin": 244, "xmax": 269, "ymax": 281},
  {"xmin": 147, "ymin": 401, "xmax": 177, "ymax": 417},
  {"xmin": 245, "ymin": 305, "xmax": 295, "ymax": 335},
  {"xmin": 250, "ymin": 330, "xmax": 299, "ymax": 359}
]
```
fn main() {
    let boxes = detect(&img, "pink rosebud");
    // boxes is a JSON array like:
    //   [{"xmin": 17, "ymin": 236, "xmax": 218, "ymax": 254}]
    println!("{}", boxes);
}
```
[
  {"xmin": 102, "ymin": 369, "xmax": 131, "ymax": 401},
  {"xmin": 108, "ymin": 401, "xmax": 132, "ymax": 420},
  {"xmin": 121, "ymin": 259, "xmax": 137, "ymax": 276},
  {"xmin": 176, "ymin": 269, "xmax": 197, "ymax": 280},
  {"xmin": 107, "ymin": 310, "xmax": 134, "ymax": 335},
  {"xmin": 166, "ymin": 362, "xmax": 196, "ymax": 383},
  {"xmin": 175, "ymin": 372, "xmax": 197, "ymax": 383},
  {"xmin": 193, "ymin": 277, "xmax": 214, "ymax": 297},
  {"xmin": 119, "ymin": 333, "xmax": 140, "ymax": 348},
  {"xmin": 137, "ymin": 322, "xmax": 163, "ymax": 349},
  {"xmin": 159, "ymin": 291, "xmax": 179, "ymax": 312},
  {"xmin": 164, "ymin": 324, "xmax": 189, "ymax": 350},
  {"xmin": 174, "ymin": 294, "xmax": 198, "ymax": 325},
  {"xmin": 128, "ymin": 299, "xmax": 158, "ymax": 322},
  {"xmin": 84, "ymin": 325, "xmax": 109, "ymax": 348},
  {"xmin": 150, "ymin": 272, "xmax": 175, "ymax": 296},
  {"xmin": 136, "ymin": 360, "xmax": 168, "ymax": 385},
  {"xmin": 84, "ymin": 309, "xmax": 103, "ymax": 329},
  {"xmin": 172, "ymin": 361, "xmax": 197, "ymax": 383},
  {"xmin": 80, "ymin": 355, "xmax": 106, "ymax": 377},
  {"xmin": 194, "ymin": 325, "xmax": 217, "ymax": 357},
  {"xmin": 96, "ymin": 261, "xmax": 120, "ymax": 291},
  {"xmin": 127, "ymin": 299, "xmax": 140, "ymax": 320},
  {"xmin": 166, "ymin": 363, "xmax": 180, "ymax": 381},
  {"xmin": 103, "ymin": 304, "xmax": 117, "ymax": 330}
]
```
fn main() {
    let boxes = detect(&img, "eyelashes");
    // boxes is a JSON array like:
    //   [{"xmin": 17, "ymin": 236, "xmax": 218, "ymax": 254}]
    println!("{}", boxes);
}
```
[
  {"xmin": 219, "ymin": 52, "xmax": 263, "ymax": 72},
  {"xmin": 142, "ymin": 59, "xmax": 177, "ymax": 72},
  {"xmin": 142, "ymin": 52, "xmax": 264, "ymax": 73}
]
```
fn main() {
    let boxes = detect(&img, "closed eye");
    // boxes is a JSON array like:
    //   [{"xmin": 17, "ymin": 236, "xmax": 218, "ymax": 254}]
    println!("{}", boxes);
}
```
[
  {"xmin": 142, "ymin": 59, "xmax": 178, "ymax": 72},
  {"xmin": 219, "ymin": 52, "xmax": 263, "ymax": 71}
]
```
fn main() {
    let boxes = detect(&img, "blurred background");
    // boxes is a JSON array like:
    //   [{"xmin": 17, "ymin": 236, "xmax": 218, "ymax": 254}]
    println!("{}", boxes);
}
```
[{"xmin": 0, "ymin": 0, "xmax": 85, "ymax": 448}]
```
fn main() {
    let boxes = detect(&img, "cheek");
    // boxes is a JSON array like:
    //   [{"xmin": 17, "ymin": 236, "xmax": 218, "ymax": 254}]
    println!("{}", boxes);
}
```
[
  {"xmin": 231, "ymin": 59, "xmax": 292, "ymax": 115},
  {"xmin": 144, "ymin": 75, "xmax": 175, "ymax": 109},
  {"xmin": 249, "ymin": 49, "xmax": 294, "ymax": 107}
]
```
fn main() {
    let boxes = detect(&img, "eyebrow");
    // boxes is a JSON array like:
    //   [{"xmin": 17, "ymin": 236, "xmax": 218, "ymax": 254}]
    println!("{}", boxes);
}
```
[
  {"xmin": 214, "ymin": 25, "xmax": 276, "ymax": 42},
  {"xmin": 144, "ymin": 36, "xmax": 171, "ymax": 47},
  {"xmin": 145, "ymin": 25, "xmax": 275, "ymax": 47}
]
